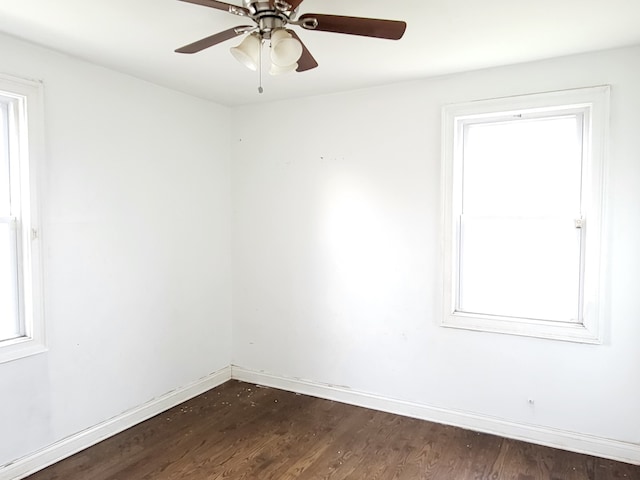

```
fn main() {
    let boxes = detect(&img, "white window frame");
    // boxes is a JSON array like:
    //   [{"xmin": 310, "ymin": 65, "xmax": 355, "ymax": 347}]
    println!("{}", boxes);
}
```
[
  {"xmin": 441, "ymin": 86, "xmax": 609, "ymax": 344},
  {"xmin": 0, "ymin": 73, "xmax": 46, "ymax": 363}
]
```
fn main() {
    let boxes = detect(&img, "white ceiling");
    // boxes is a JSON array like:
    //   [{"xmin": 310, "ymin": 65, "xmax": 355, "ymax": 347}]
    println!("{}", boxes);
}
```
[{"xmin": 0, "ymin": 0, "xmax": 639, "ymax": 106}]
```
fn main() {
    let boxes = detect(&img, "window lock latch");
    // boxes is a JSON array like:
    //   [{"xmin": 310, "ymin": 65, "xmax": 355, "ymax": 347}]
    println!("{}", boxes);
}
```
[{"xmin": 574, "ymin": 218, "xmax": 584, "ymax": 229}]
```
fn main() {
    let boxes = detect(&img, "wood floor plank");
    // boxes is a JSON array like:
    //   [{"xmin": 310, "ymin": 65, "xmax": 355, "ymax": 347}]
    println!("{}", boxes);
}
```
[{"xmin": 25, "ymin": 380, "xmax": 640, "ymax": 480}]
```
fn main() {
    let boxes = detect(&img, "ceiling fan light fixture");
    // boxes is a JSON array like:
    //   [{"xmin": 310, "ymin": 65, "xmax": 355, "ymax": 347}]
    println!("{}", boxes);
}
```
[
  {"xmin": 270, "ymin": 28, "xmax": 303, "ymax": 67},
  {"xmin": 269, "ymin": 62, "xmax": 298, "ymax": 75},
  {"xmin": 230, "ymin": 32, "xmax": 262, "ymax": 70}
]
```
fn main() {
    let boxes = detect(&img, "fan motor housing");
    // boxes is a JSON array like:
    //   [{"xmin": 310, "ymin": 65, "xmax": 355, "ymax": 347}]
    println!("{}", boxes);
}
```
[
  {"xmin": 243, "ymin": 1, "xmax": 294, "ymax": 38},
  {"xmin": 244, "ymin": 0, "xmax": 295, "ymax": 12}
]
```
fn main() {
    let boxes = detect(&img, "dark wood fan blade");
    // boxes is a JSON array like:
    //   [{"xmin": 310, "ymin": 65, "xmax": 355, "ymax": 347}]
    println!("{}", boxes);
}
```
[
  {"xmin": 175, "ymin": 26, "xmax": 253, "ymax": 54},
  {"xmin": 288, "ymin": 30, "xmax": 318, "ymax": 72},
  {"xmin": 178, "ymin": 0, "xmax": 249, "ymax": 16},
  {"xmin": 299, "ymin": 14, "xmax": 406, "ymax": 40}
]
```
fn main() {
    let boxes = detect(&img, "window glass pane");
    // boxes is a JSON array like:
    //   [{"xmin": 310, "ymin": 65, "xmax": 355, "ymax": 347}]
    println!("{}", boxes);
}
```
[
  {"xmin": 458, "ymin": 215, "xmax": 581, "ymax": 322},
  {"xmin": 462, "ymin": 116, "xmax": 582, "ymax": 217},
  {"xmin": 0, "ymin": 221, "xmax": 20, "ymax": 341},
  {"xmin": 0, "ymin": 102, "xmax": 10, "ymax": 215},
  {"xmin": 0, "ymin": 75, "xmax": 46, "ymax": 361}
]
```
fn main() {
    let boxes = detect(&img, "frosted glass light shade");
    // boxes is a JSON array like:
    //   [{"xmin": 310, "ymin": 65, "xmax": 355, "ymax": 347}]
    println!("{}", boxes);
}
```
[
  {"xmin": 269, "ymin": 62, "xmax": 298, "ymax": 75},
  {"xmin": 270, "ymin": 29, "xmax": 302, "ymax": 67},
  {"xmin": 230, "ymin": 33, "xmax": 261, "ymax": 71}
]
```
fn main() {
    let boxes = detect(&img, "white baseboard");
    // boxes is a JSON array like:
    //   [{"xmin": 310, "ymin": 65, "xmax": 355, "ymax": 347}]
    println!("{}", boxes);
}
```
[
  {"xmin": 231, "ymin": 365, "xmax": 640, "ymax": 466},
  {"xmin": 1, "ymin": 366, "xmax": 232, "ymax": 480},
  {"xmin": 4, "ymin": 363, "xmax": 638, "ymax": 480}
]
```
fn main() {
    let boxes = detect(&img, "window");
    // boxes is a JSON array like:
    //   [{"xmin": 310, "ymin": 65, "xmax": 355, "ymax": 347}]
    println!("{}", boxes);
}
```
[
  {"xmin": 0, "ymin": 74, "xmax": 45, "ymax": 363},
  {"xmin": 441, "ymin": 86, "xmax": 609, "ymax": 343}
]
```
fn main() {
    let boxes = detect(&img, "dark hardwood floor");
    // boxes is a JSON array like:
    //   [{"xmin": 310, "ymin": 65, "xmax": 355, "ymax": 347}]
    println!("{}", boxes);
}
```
[{"xmin": 26, "ymin": 380, "xmax": 639, "ymax": 479}]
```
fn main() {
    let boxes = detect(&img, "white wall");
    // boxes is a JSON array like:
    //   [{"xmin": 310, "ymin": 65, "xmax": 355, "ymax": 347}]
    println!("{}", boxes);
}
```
[
  {"xmin": 0, "ymin": 33, "xmax": 232, "ymax": 466},
  {"xmin": 1, "ymin": 31, "xmax": 638, "ymax": 473},
  {"xmin": 232, "ymin": 45, "xmax": 640, "ymax": 450}
]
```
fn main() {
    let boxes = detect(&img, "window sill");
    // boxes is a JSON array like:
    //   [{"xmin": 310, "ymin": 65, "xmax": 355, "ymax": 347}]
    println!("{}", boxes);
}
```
[
  {"xmin": 442, "ymin": 311, "xmax": 602, "ymax": 344},
  {"xmin": 0, "ymin": 335, "xmax": 47, "ymax": 364}
]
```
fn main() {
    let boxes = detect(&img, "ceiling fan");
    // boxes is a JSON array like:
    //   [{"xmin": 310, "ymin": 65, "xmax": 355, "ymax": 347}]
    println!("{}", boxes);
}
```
[{"xmin": 175, "ymin": 0, "xmax": 407, "ymax": 77}]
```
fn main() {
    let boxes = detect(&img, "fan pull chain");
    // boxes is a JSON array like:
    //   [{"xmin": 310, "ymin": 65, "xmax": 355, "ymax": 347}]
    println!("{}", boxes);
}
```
[{"xmin": 258, "ymin": 38, "xmax": 264, "ymax": 94}]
